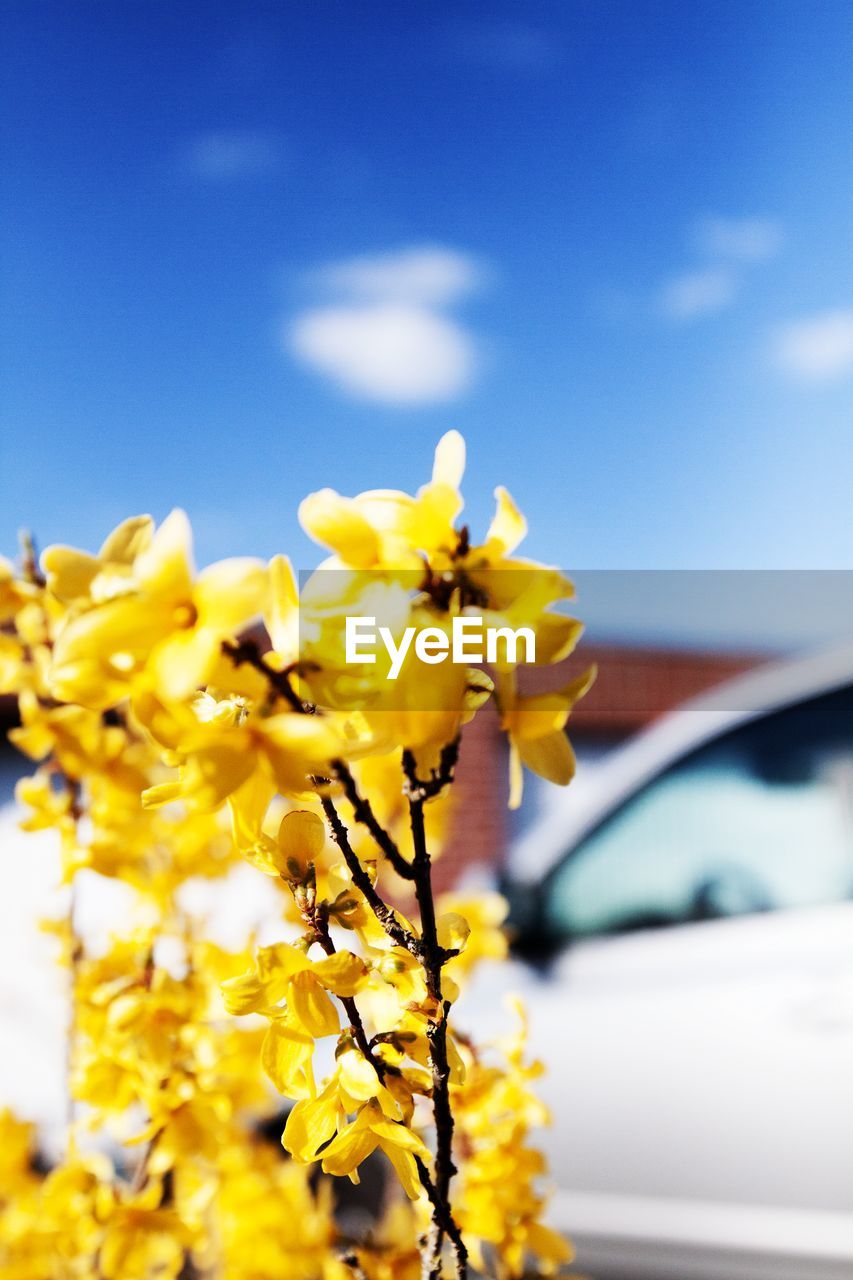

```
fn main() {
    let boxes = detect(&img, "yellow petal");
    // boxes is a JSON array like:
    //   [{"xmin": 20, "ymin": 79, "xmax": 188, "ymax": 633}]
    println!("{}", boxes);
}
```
[
  {"xmin": 288, "ymin": 971, "xmax": 340, "ymax": 1038},
  {"xmin": 508, "ymin": 741, "xmax": 524, "ymax": 811},
  {"xmin": 320, "ymin": 1120, "xmax": 378, "ymax": 1179},
  {"xmin": 141, "ymin": 780, "xmax": 183, "ymax": 809},
  {"xmin": 525, "ymin": 1222, "xmax": 574, "ymax": 1265},
  {"xmin": 148, "ymin": 627, "xmax": 221, "ymax": 702},
  {"xmin": 462, "ymin": 668, "xmax": 494, "ymax": 722},
  {"xmin": 298, "ymin": 489, "xmax": 381, "ymax": 568},
  {"xmin": 485, "ymin": 486, "xmax": 527, "ymax": 556},
  {"xmin": 266, "ymin": 554, "xmax": 299, "ymax": 659},
  {"xmin": 446, "ymin": 1033, "xmax": 466, "ymax": 1083},
  {"xmin": 381, "ymin": 1142, "xmax": 423, "ymax": 1200},
  {"xmin": 518, "ymin": 729, "xmax": 576, "ymax": 787},
  {"xmin": 41, "ymin": 546, "xmax": 99, "ymax": 601},
  {"xmin": 221, "ymin": 970, "xmax": 266, "ymax": 1016},
  {"xmin": 193, "ymin": 557, "xmax": 268, "ymax": 632},
  {"xmin": 257, "ymin": 941, "xmax": 310, "ymax": 983},
  {"xmin": 411, "ymin": 482, "xmax": 463, "ymax": 553},
  {"xmin": 227, "ymin": 772, "xmax": 280, "ymax": 873},
  {"xmin": 510, "ymin": 666, "xmax": 596, "ymax": 741},
  {"xmin": 337, "ymin": 1047, "xmax": 381, "ymax": 1103},
  {"xmin": 310, "ymin": 950, "xmax": 368, "ymax": 997},
  {"xmin": 261, "ymin": 1022, "xmax": 315, "ymax": 1097},
  {"xmin": 432, "ymin": 430, "xmax": 466, "ymax": 488},
  {"xmin": 436, "ymin": 911, "xmax": 470, "ymax": 953},
  {"xmin": 181, "ymin": 738, "xmax": 257, "ymax": 811},
  {"xmin": 283, "ymin": 1084, "xmax": 339, "ymax": 1161},
  {"xmin": 368, "ymin": 1118, "xmax": 431, "ymax": 1161},
  {"xmin": 533, "ymin": 615, "xmax": 584, "ymax": 666},
  {"xmin": 258, "ymin": 714, "xmax": 343, "ymax": 795},
  {"xmin": 135, "ymin": 508, "xmax": 194, "ymax": 605},
  {"xmin": 97, "ymin": 514, "xmax": 153, "ymax": 565}
]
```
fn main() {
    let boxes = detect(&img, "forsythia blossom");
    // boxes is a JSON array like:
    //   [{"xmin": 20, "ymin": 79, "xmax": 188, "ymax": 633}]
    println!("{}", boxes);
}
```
[{"xmin": 0, "ymin": 432, "xmax": 590, "ymax": 1279}]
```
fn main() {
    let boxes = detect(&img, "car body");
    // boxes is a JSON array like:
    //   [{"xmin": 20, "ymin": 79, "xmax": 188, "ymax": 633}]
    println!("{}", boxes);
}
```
[{"xmin": 461, "ymin": 643, "xmax": 853, "ymax": 1280}]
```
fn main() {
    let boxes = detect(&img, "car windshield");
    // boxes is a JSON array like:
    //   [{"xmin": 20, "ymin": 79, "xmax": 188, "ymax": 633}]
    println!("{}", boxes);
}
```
[{"xmin": 545, "ymin": 682, "xmax": 853, "ymax": 939}]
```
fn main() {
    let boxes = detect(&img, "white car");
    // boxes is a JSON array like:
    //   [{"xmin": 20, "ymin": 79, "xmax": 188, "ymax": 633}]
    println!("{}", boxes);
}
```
[{"xmin": 463, "ymin": 643, "xmax": 853, "ymax": 1280}]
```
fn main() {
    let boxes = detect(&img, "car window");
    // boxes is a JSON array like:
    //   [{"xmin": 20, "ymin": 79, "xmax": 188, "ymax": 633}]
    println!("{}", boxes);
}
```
[{"xmin": 545, "ymin": 683, "xmax": 853, "ymax": 940}]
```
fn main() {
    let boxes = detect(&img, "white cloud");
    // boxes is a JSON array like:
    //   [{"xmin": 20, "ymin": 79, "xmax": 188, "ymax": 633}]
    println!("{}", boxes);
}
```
[
  {"xmin": 289, "ymin": 245, "xmax": 485, "ymax": 404},
  {"xmin": 309, "ymin": 245, "xmax": 484, "ymax": 307},
  {"xmin": 771, "ymin": 309, "xmax": 853, "ymax": 382},
  {"xmin": 182, "ymin": 130, "xmax": 282, "ymax": 181},
  {"xmin": 694, "ymin": 215, "xmax": 785, "ymax": 262},
  {"xmin": 289, "ymin": 302, "xmax": 475, "ymax": 404},
  {"xmin": 659, "ymin": 267, "xmax": 738, "ymax": 320}
]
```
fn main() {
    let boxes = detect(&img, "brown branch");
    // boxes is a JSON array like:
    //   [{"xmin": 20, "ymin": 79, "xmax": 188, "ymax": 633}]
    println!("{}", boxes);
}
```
[
  {"xmin": 61, "ymin": 773, "xmax": 84, "ymax": 1149},
  {"xmin": 19, "ymin": 529, "xmax": 46, "ymax": 588},
  {"xmin": 402, "ymin": 738, "xmax": 460, "ymax": 803},
  {"xmin": 319, "ymin": 795, "xmax": 419, "ymax": 955},
  {"xmin": 222, "ymin": 638, "xmax": 312, "ymax": 714},
  {"xmin": 332, "ymin": 759, "xmax": 414, "ymax": 879},
  {"xmin": 306, "ymin": 900, "xmax": 388, "ymax": 1081},
  {"xmin": 403, "ymin": 745, "xmax": 466, "ymax": 1280},
  {"xmin": 415, "ymin": 1158, "xmax": 468, "ymax": 1280}
]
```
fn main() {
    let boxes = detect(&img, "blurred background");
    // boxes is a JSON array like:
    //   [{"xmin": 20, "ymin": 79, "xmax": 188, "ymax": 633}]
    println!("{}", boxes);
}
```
[{"xmin": 2, "ymin": 4, "xmax": 853, "ymax": 1277}]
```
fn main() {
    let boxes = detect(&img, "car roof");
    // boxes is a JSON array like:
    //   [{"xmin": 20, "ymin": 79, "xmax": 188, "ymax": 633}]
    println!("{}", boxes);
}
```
[{"xmin": 512, "ymin": 639, "xmax": 853, "ymax": 883}]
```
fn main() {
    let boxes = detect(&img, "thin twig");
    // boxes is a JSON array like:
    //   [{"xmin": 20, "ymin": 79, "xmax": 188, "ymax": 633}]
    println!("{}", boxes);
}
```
[
  {"xmin": 62, "ymin": 773, "xmax": 84, "ymax": 1150},
  {"xmin": 308, "ymin": 900, "xmax": 388, "ymax": 1081},
  {"xmin": 333, "ymin": 760, "xmax": 414, "ymax": 880},
  {"xmin": 403, "ymin": 745, "xmax": 466, "ymax": 1280},
  {"xmin": 402, "ymin": 739, "xmax": 460, "ymax": 802},
  {"xmin": 18, "ymin": 528, "xmax": 46, "ymax": 587},
  {"xmin": 415, "ymin": 1158, "xmax": 468, "ymax": 1280},
  {"xmin": 319, "ymin": 795, "xmax": 419, "ymax": 954},
  {"xmin": 222, "ymin": 638, "xmax": 312, "ymax": 714}
]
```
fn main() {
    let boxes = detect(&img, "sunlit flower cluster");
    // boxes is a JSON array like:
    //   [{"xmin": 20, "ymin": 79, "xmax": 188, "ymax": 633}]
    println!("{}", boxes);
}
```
[{"xmin": 0, "ymin": 433, "xmax": 589, "ymax": 1278}]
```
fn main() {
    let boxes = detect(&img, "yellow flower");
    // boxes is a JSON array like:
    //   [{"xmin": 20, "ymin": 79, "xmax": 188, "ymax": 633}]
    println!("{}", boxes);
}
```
[
  {"xmin": 0, "ymin": 634, "xmax": 21, "ymax": 694},
  {"xmin": 48, "ymin": 510, "xmax": 267, "ymax": 708},
  {"xmin": 99, "ymin": 1184, "xmax": 190, "ymax": 1280},
  {"xmin": 0, "ymin": 554, "xmax": 37, "ymax": 621},
  {"xmin": 499, "ymin": 666, "xmax": 596, "ymax": 808},
  {"xmin": 223, "ymin": 942, "xmax": 369, "ymax": 1099},
  {"xmin": 42, "ymin": 514, "xmax": 154, "ymax": 604},
  {"xmin": 299, "ymin": 430, "xmax": 465, "ymax": 569},
  {"xmin": 320, "ymin": 1100, "xmax": 431, "ymax": 1199},
  {"xmin": 140, "ymin": 695, "xmax": 354, "ymax": 812}
]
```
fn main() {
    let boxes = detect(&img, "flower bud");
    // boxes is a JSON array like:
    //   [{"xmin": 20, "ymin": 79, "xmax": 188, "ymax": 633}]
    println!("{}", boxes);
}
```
[{"xmin": 274, "ymin": 809, "xmax": 325, "ymax": 879}]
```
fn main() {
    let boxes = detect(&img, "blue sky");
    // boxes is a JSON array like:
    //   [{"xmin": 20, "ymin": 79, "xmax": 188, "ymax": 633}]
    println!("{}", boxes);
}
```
[{"xmin": 2, "ymin": 1, "xmax": 853, "ymax": 645}]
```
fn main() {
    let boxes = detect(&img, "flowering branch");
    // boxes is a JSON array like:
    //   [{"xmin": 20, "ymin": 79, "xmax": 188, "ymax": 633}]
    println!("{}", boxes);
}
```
[{"xmin": 1, "ymin": 432, "xmax": 585, "ymax": 1280}]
